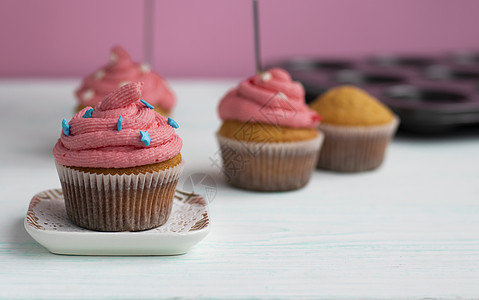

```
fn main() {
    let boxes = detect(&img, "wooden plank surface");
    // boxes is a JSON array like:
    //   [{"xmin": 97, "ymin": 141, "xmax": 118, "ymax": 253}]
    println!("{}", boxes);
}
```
[{"xmin": 0, "ymin": 80, "xmax": 478, "ymax": 299}]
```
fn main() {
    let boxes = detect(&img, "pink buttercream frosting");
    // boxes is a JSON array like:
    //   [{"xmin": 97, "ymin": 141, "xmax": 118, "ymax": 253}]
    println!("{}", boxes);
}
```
[
  {"xmin": 75, "ymin": 46, "xmax": 176, "ymax": 112},
  {"xmin": 218, "ymin": 68, "xmax": 320, "ymax": 128},
  {"xmin": 54, "ymin": 82, "xmax": 182, "ymax": 168}
]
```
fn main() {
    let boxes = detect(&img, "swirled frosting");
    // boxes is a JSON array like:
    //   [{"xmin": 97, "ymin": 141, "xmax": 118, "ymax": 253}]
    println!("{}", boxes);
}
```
[
  {"xmin": 218, "ymin": 68, "xmax": 320, "ymax": 128},
  {"xmin": 75, "ymin": 46, "xmax": 176, "ymax": 112},
  {"xmin": 54, "ymin": 82, "xmax": 182, "ymax": 168}
]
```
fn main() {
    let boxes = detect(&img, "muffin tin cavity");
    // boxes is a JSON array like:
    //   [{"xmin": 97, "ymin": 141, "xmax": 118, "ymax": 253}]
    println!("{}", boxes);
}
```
[
  {"xmin": 370, "ymin": 55, "xmax": 436, "ymax": 68},
  {"xmin": 283, "ymin": 58, "xmax": 353, "ymax": 71},
  {"xmin": 314, "ymin": 59, "xmax": 353, "ymax": 71},
  {"xmin": 424, "ymin": 65, "xmax": 479, "ymax": 81},
  {"xmin": 385, "ymin": 85, "xmax": 467, "ymax": 103},
  {"xmin": 450, "ymin": 51, "xmax": 479, "ymax": 65},
  {"xmin": 333, "ymin": 70, "xmax": 406, "ymax": 85},
  {"xmin": 453, "ymin": 70, "xmax": 479, "ymax": 80}
]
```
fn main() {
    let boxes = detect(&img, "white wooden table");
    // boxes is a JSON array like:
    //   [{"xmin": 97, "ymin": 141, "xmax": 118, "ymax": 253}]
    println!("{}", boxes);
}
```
[{"xmin": 1, "ymin": 79, "xmax": 478, "ymax": 299}]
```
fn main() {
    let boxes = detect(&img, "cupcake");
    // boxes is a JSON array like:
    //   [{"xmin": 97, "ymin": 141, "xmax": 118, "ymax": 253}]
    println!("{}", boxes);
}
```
[
  {"xmin": 75, "ymin": 46, "xmax": 175, "ymax": 116},
  {"xmin": 309, "ymin": 85, "xmax": 399, "ymax": 172},
  {"xmin": 53, "ymin": 82, "xmax": 183, "ymax": 231},
  {"xmin": 216, "ymin": 68, "xmax": 323, "ymax": 191}
]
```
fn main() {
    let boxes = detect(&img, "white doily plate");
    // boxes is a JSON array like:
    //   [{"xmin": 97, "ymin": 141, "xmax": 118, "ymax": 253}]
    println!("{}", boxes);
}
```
[{"xmin": 24, "ymin": 189, "xmax": 210, "ymax": 256}]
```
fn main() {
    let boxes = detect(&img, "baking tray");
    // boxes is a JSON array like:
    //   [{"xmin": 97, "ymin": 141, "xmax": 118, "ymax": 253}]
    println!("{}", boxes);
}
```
[{"xmin": 269, "ymin": 51, "xmax": 479, "ymax": 134}]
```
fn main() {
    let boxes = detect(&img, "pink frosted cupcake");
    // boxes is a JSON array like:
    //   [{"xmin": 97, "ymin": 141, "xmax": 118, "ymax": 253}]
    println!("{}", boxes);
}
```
[
  {"xmin": 216, "ymin": 68, "xmax": 323, "ymax": 191},
  {"xmin": 75, "ymin": 46, "xmax": 175, "ymax": 116},
  {"xmin": 54, "ymin": 82, "xmax": 183, "ymax": 231}
]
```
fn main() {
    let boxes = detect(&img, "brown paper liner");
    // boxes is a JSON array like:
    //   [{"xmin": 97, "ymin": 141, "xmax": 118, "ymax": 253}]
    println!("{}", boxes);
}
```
[
  {"xmin": 55, "ymin": 161, "xmax": 184, "ymax": 232},
  {"xmin": 317, "ymin": 117, "xmax": 399, "ymax": 172},
  {"xmin": 216, "ymin": 133, "xmax": 324, "ymax": 192}
]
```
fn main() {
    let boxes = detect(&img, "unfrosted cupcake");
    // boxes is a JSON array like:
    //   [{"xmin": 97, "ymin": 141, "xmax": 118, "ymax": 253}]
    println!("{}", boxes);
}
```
[
  {"xmin": 75, "ymin": 46, "xmax": 175, "ymax": 116},
  {"xmin": 309, "ymin": 85, "xmax": 399, "ymax": 172},
  {"xmin": 217, "ymin": 68, "xmax": 323, "ymax": 191},
  {"xmin": 54, "ymin": 82, "xmax": 183, "ymax": 231}
]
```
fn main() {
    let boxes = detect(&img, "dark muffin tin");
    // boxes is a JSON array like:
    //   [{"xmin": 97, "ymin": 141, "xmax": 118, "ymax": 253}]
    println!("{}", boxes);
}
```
[{"xmin": 269, "ymin": 52, "xmax": 479, "ymax": 133}]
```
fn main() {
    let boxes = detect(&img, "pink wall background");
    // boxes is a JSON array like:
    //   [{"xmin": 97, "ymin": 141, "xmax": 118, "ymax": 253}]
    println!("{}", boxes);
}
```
[{"xmin": 1, "ymin": 0, "xmax": 479, "ymax": 78}]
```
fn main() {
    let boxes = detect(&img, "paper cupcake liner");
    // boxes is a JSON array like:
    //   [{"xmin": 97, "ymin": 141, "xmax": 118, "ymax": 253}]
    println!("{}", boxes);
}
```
[
  {"xmin": 216, "ymin": 133, "xmax": 324, "ymax": 191},
  {"xmin": 55, "ymin": 161, "xmax": 184, "ymax": 232},
  {"xmin": 317, "ymin": 117, "xmax": 399, "ymax": 172}
]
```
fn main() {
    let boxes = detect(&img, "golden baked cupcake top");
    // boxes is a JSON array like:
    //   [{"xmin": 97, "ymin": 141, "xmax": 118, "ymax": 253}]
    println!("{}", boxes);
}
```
[
  {"xmin": 309, "ymin": 85, "xmax": 394, "ymax": 126},
  {"xmin": 218, "ymin": 120, "xmax": 317, "ymax": 143}
]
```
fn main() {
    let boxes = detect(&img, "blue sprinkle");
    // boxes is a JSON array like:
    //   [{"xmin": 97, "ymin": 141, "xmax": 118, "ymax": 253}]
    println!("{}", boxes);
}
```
[
  {"xmin": 62, "ymin": 119, "xmax": 70, "ymax": 136},
  {"xmin": 140, "ymin": 131, "xmax": 151, "ymax": 146},
  {"xmin": 140, "ymin": 99, "xmax": 154, "ymax": 109},
  {"xmin": 117, "ymin": 116, "xmax": 123, "ymax": 131},
  {"xmin": 82, "ymin": 108, "xmax": 94, "ymax": 118},
  {"xmin": 167, "ymin": 117, "xmax": 179, "ymax": 129}
]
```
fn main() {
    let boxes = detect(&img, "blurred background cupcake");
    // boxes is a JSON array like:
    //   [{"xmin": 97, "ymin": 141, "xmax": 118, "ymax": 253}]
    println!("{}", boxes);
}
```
[
  {"xmin": 75, "ymin": 46, "xmax": 176, "ymax": 116},
  {"xmin": 216, "ymin": 68, "xmax": 323, "ymax": 191},
  {"xmin": 309, "ymin": 85, "xmax": 399, "ymax": 172}
]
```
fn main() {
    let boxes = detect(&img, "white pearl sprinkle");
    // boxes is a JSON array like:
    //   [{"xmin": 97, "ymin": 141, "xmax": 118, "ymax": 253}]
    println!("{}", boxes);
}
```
[
  {"xmin": 261, "ymin": 72, "xmax": 272, "ymax": 82},
  {"xmin": 94, "ymin": 70, "xmax": 105, "ymax": 80},
  {"xmin": 82, "ymin": 89, "xmax": 94, "ymax": 101},
  {"xmin": 109, "ymin": 52, "xmax": 118, "ymax": 63},
  {"xmin": 140, "ymin": 63, "xmax": 151, "ymax": 73},
  {"xmin": 294, "ymin": 81, "xmax": 303, "ymax": 89},
  {"xmin": 162, "ymin": 78, "xmax": 171, "ymax": 88},
  {"xmin": 277, "ymin": 92, "xmax": 288, "ymax": 100},
  {"xmin": 118, "ymin": 81, "xmax": 130, "ymax": 87}
]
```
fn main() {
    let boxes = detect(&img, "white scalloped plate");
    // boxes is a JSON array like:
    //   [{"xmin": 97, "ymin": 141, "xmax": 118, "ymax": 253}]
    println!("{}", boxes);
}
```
[{"xmin": 24, "ymin": 189, "xmax": 210, "ymax": 256}]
